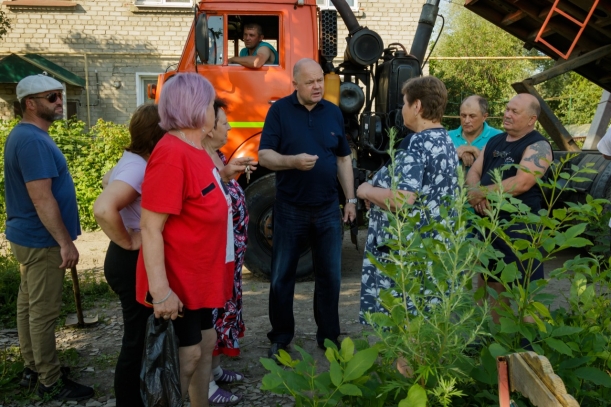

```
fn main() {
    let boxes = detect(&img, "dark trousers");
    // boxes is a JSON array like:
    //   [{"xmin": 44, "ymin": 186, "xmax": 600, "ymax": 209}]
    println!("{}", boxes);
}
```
[
  {"xmin": 267, "ymin": 199, "xmax": 342, "ymax": 346},
  {"xmin": 104, "ymin": 241, "xmax": 152, "ymax": 407}
]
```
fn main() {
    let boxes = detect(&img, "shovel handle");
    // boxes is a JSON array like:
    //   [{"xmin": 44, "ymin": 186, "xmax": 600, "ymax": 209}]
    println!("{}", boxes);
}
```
[{"xmin": 70, "ymin": 266, "xmax": 85, "ymax": 327}]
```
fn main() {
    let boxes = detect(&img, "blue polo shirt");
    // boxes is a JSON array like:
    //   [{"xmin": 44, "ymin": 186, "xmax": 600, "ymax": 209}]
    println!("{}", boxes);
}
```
[
  {"xmin": 4, "ymin": 123, "xmax": 81, "ymax": 247},
  {"xmin": 239, "ymin": 41, "xmax": 279, "ymax": 64},
  {"xmin": 260, "ymin": 92, "xmax": 350, "ymax": 206},
  {"xmin": 448, "ymin": 122, "xmax": 503, "ymax": 151}
]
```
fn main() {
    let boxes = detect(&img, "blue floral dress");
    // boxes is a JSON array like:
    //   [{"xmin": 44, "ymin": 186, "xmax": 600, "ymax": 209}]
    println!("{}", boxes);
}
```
[{"xmin": 359, "ymin": 128, "xmax": 459, "ymax": 324}]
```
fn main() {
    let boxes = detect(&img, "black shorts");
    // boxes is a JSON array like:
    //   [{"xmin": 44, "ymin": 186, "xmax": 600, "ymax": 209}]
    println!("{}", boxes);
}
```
[
  {"xmin": 172, "ymin": 307, "xmax": 215, "ymax": 347},
  {"xmin": 487, "ymin": 223, "xmax": 544, "ymax": 284}
]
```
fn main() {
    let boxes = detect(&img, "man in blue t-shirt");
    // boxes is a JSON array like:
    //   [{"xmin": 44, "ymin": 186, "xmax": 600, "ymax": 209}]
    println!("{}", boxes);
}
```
[
  {"xmin": 4, "ymin": 74, "xmax": 92, "ymax": 401},
  {"xmin": 259, "ymin": 58, "xmax": 355, "ymax": 359},
  {"xmin": 448, "ymin": 95, "xmax": 502, "ymax": 168},
  {"xmin": 228, "ymin": 23, "xmax": 278, "ymax": 68}
]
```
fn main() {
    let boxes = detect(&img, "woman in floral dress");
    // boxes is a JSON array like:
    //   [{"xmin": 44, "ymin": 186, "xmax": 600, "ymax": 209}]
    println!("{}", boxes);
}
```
[
  {"xmin": 356, "ymin": 76, "xmax": 459, "ymax": 324},
  {"xmin": 204, "ymin": 99, "xmax": 257, "ymax": 406}
]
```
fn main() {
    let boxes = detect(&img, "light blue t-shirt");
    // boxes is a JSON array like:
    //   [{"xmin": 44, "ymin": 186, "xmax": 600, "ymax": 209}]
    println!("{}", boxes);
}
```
[
  {"xmin": 239, "ymin": 41, "xmax": 279, "ymax": 64},
  {"xmin": 447, "ymin": 122, "xmax": 503, "ymax": 151},
  {"xmin": 4, "ymin": 123, "xmax": 81, "ymax": 247}
]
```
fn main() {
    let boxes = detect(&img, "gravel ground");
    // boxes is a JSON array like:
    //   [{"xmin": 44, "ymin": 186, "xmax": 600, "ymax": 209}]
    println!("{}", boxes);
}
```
[{"xmin": 0, "ymin": 230, "xmax": 572, "ymax": 407}]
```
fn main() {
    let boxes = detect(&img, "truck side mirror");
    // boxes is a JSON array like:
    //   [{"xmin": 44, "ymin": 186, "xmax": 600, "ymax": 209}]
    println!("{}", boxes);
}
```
[{"xmin": 195, "ymin": 13, "xmax": 209, "ymax": 64}]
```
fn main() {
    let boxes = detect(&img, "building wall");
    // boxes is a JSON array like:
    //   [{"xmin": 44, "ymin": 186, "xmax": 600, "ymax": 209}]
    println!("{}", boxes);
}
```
[{"xmin": 0, "ymin": 0, "xmax": 426, "ymax": 125}]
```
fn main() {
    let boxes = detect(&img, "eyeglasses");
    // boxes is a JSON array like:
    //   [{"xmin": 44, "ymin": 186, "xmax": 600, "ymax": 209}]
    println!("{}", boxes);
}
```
[
  {"xmin": 30, "ymin": 92, "xmax": 63, "ymax": 103},
  {"xmin": 493, "ymin": 150, "xmax": 509, "ymax": 158}
]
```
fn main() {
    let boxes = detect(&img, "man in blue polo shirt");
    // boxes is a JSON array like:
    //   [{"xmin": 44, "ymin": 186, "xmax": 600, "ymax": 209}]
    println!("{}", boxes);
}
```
[
  {"xmin": 4, "ymin": 74, "xmax": 93, "ymax": 401},
  {"xmin": 259, "ymin": 58, "xmax": 356, "ymax": 359},
  {"xmin": 448, "ymin": 95, "xmax": 502, "ymax": 168},
  {"xmin": 228, "ymin": 23, "xmax": 278, "ymax": 68}
]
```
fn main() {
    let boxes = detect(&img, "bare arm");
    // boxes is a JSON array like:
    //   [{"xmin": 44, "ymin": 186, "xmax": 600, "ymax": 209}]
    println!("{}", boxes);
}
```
[
  {"xmin": 102, "ymin": 168, "xmax": 113, "ymax": 189},
  {"xmin": 259, "ymin": 149, "xmax": 318, "ymax": 171},
  {"xmin": 465, "ymin": 146, "xmax": 488, "ymax": 214},
  {"xmin": 337, "ymin": 155, "xmax": 356, "ymax": 222},
  {"xmin": 228, "ymin": 47, "xmax": 273, "ymax": 68},
  {"xmin": 356, "ymin": 182, "xmax": 414, "ymax": 212},
  {"xmin": 456, "ymin": 145, "xmax": 480, "ymax": 167},
  {"xmin": 26, "ymin": 179, "xmax": 79, "ymax": 268},
  {"xmin": 140, "ymin": 208, "xmax": 183, "ymax": 319},
  {"xmin": 93, "ymin": 180, "xmax": 141, "ymax": 250},
  {"xmin": 487, "ymin": 140, "xmax": 552, "ymax": 197}
]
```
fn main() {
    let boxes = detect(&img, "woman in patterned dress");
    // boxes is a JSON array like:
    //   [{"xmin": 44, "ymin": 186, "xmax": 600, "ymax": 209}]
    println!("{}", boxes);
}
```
[
  {"xmin": 204, "ymin": 99, "xmax": 257, "ymax": 406},
  {"xmin": 356, "ymin": 76, "xmax": 459, "ymax": 324}
]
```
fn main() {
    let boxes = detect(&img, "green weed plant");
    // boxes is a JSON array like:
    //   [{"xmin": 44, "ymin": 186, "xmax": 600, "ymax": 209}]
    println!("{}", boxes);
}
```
[{"xmin": 260, "ymin": 147, "xmax": 611, "ymax": 405}]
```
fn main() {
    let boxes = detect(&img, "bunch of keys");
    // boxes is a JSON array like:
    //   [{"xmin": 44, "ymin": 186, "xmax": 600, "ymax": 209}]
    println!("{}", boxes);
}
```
[{"xmin": 245, "ymin": 165, "xmax": 251, "ymax": 184}]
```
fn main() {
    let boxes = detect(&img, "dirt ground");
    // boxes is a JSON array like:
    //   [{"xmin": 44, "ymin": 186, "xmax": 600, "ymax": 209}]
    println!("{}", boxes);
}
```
[{"xmin": 0, "ymin": 230, "xmax": 572, "ymax": 407}]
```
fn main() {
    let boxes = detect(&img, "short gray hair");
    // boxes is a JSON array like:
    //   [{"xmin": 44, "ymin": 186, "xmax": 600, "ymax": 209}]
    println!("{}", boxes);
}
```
[{"xmin": 461, "ymin": 95, "xmax": 489, "ymax": 115}]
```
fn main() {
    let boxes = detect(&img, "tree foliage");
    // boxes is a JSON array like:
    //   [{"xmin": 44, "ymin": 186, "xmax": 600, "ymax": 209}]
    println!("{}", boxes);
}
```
[{"xmin": 0, "ymin": 9, "xmax": 10, "ymax": 40}]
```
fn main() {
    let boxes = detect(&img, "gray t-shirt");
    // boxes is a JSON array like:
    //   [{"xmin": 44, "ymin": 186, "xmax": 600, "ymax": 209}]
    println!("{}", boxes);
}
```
[{"xmin": 108, "ymin": 151, "xmax": 146, "ymax": 230}]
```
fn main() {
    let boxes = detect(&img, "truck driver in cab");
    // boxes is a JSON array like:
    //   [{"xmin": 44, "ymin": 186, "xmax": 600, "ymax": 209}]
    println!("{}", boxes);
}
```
[{"xmin": 228, "ymin": 23, "xmax": 279, "ymax": 68}]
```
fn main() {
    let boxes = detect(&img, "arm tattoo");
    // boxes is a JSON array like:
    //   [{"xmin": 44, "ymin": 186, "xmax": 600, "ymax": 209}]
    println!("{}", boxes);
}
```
[{"xmin": 523, "ymin": 141, "xmax": 552, "ymax": 170}]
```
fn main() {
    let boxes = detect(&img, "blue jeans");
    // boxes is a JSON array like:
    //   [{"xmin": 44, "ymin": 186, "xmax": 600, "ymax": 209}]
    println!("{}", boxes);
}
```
[{"xmin": 267, "ymin": 199, "xmax": 343, "ymax": 346}]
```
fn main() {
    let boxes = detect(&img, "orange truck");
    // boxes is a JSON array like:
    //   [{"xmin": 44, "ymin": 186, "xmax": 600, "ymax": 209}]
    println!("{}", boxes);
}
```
[{"xmin": 148, "ymin": 0, "xmax": 435, "ymax": 278}]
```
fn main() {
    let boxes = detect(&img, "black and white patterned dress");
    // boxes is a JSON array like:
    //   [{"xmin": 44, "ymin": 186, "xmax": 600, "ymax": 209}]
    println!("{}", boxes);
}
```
[{"xmin": 359, "ymin": 128, "xmax": 459, "ymax": 324}]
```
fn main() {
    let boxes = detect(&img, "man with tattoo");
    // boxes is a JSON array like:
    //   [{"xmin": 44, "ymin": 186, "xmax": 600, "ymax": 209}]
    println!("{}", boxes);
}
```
[{"xmin": 466, "ymin": 93, "xmax": 552, "ymax": 324}]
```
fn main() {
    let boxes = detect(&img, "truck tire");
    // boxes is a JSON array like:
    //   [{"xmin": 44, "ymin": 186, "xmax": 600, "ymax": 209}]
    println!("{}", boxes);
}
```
[{"xmin": 244, "ymin": 174, "xmax": 314, "ymax": 280}]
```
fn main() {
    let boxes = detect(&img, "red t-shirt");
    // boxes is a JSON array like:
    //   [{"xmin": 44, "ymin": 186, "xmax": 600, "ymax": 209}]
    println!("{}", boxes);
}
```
[{"xmin": 136, "ymin": 134, "xmax": 234, "ymax": 309}]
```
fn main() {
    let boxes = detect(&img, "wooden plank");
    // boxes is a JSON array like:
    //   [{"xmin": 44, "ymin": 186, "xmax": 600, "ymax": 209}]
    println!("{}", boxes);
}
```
[
  {"xmin": 502, "ymin": 10, "xmax": 526, "ymax": 26},
  {"xmin": 509, "ymin": 353, "xmax": 564, "ymax": 407},
  {"xmin": 498, "ymin": 357, "xmax": 512, "ymax": 407},
  {"xmin": 521, "ymin": 352, "xmax": 580, "ymax": 407},
  {"xmin": 509, "ymin": 352, "xmax": 580, "ymax": 407}
]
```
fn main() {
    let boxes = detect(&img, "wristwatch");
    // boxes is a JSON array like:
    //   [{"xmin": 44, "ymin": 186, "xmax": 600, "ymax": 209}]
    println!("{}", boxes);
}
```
[{"xmin": 346, "ymin": 198, "xmax": 357, "ymax": 204}]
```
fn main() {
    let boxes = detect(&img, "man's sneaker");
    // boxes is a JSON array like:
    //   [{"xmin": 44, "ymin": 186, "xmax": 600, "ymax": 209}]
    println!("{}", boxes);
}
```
[
  {"xmin": 19, "ymin": 367, "xmax": 38, "ymax": 389},
  {"xmin": 37, "ymin": 373, "xmax": 93, "ymax": 401},
  {"xmin": 20, "ymin": 366, "xmax": 71, "ymax": 390}
]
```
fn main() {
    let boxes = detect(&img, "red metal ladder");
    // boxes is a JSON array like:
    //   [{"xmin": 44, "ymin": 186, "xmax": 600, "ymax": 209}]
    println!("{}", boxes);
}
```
[{"xmin": 535, "ymin": 0, "xmax": 600, "ymax": 59}]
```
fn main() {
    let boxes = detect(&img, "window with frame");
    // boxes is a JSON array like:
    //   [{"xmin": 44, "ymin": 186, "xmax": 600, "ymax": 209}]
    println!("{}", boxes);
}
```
[
  {"xmin": 136, "ymin": 73, "xmax": 160, "ymax": 106},
  {"xmin": 317, "ymin": 0, "xmax": 358, "ymax": 11},
  {"xmin": 200, "ymin": 14, "xmax": 280, "ymax": 66},
  {"xmin": 134, "ymin": 0, "xmax": 192, "ymax": 7}
]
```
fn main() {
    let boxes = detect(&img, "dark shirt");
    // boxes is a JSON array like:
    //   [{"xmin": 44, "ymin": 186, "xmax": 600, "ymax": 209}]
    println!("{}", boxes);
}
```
[
  {"xmin": 480, "ymin": 130, "xmax": 549, "ymax": 217},
  {"xmin": 259, "ymin": 92, "xmax": 350, "ymax": 206},
  {"xmin": 4, "ymin": 123, "xmax": 81, "ymax": 247}
]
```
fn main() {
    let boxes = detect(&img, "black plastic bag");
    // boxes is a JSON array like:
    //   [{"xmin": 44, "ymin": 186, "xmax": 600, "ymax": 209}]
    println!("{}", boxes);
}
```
[{"xmin": 140, "ymin": 315, "xmax": 182, "ymax": 407}]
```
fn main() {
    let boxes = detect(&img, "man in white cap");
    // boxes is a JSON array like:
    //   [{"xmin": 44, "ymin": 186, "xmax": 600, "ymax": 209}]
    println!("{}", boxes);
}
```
[{"xmin": 3, "ymin": 74, "xmax": 93, "ymax": 401}]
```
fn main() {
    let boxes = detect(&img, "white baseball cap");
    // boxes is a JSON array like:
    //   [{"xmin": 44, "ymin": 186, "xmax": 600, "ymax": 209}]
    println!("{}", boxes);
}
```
[{"xmin": 16, "ymin": 73, "xmax": 63, "ymax": 102}]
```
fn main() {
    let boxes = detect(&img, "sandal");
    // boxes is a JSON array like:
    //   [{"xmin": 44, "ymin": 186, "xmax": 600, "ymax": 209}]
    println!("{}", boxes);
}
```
[
  {"xmin": 214, "ymin": 368, "xmax": 244, "ymax": 384},
  {"xmin": 209, "ymin": 387, "xmax": 243, "ymax": 406}
]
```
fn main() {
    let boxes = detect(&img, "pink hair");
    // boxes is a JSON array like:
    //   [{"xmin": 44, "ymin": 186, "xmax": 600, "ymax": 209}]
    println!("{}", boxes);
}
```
[{"xmin": 158, "ymin": 73, "xmax": 216, "ymax": 130}]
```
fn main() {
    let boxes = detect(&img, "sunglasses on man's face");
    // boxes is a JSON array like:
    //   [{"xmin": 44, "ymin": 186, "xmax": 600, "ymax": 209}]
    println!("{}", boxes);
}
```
[{"xmin": 30, "ymin": 92, "xmax": 63, "ymax": 103}]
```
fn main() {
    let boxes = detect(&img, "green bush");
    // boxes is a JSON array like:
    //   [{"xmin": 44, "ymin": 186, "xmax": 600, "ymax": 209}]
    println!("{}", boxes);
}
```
[
  {"xmin": 0, "ymin": 240, "xmax": 21, "ymax": 329},
  {"xmin": 0, "ymin": 118, "xmax": 130, "ymax": 231}
]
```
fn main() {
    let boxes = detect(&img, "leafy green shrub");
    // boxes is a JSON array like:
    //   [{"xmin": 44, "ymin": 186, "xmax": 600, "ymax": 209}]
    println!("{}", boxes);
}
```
[
  {"xmin": 0, "ymin": 118, "xmax": 130, "ymax": 231},
  {"xmin": 466, "ymin": 156, "xmax": 611, "ymax": 406},
  {"xmin": 0, "ymin": 240, "xmax": 20, "ymax": 329},
  {"xmin": 261, "ymin": 337, "xmax": 393, "ymax": 406},
  {"xmin": 259, "ymin": 152, "xmax": 611, "ymax": 406}
]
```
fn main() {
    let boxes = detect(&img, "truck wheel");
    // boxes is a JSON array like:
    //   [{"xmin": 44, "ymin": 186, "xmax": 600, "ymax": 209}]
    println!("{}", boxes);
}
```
[{"xmin": 244, "ymin": 174, "xmax": 314, "ymax": 280}]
